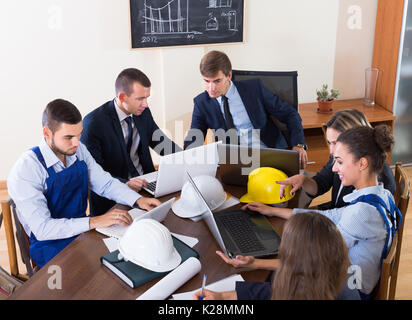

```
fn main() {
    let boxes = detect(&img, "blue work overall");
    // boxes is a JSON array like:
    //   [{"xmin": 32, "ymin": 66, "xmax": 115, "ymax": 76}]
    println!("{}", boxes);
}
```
[
  {"xmin": 29, "ymin": 146, "xmax": 89, "ymax": 268},
  {"xmin": 349, "ymin": 194, "xmax": 403, "ymax": 300}
]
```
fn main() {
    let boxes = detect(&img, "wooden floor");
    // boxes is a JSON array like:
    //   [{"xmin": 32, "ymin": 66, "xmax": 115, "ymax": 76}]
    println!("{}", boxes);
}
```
[{"xmin": 1, "ymin": 167, "xmax": 412, "ymax": 299}]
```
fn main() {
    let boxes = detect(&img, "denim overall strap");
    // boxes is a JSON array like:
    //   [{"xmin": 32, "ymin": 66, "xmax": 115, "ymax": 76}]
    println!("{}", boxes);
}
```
[
  {"xmin": 349, "ymin": 193, "xmax": 402, "ymax": 272},
  {"xmin": 29, "ymin": 146, "xmax": 89, "ymax": 268}
]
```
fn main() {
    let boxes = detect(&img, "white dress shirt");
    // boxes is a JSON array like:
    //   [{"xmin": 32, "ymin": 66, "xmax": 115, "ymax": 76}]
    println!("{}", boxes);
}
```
[
  {"xmin": 7, "ymin": 139, "xmax": 142, "ymax": 241},
  {"xmin": 114, "ymin": 99, "xmax": 144, "ymax": 177},
  {"xmin": 217, "ymin": 81, "xmax": 267, "ymax": 148}
]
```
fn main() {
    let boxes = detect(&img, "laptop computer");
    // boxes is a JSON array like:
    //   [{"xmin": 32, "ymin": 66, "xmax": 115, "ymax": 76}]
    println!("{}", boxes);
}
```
[
  {"xmin": 139, "ymin": 142, "xmax": 220, "ymax": 197},
  {"xmin": 186, "ymin": 172, "xmax": 281, "ymax": 259},
  {"xmin": 217, "ymin": 144, "xmax": 300, "ymax": 187},
  {"xmin": 96, "ymin": 197, "xmax": 175, "ymax": 239}
]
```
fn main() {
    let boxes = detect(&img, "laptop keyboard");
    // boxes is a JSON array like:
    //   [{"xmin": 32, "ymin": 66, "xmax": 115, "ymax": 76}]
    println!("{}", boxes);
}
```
[
  {"xmin": 146, "ymin": 181, "xmax": 157, "ymax": 192},
  {"xmin": 218, "ymin": 214, "xmax": 265, "ymax": 253}
]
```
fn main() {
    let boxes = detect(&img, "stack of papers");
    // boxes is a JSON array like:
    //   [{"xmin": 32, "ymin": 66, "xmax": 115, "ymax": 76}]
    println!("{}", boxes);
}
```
[{"xmin": 172, "ymin": 274, "xmax": 244, "ymax": 300}]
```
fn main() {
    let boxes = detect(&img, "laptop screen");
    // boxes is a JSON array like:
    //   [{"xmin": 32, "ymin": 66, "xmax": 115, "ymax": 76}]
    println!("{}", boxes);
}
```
[{"xmin": 185, "ymin": 172, "xmax": 229, "ymax": 256}]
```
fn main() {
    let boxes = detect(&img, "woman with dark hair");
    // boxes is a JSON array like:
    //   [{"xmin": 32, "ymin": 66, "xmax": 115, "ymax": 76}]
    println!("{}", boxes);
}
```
[
  {"xmin": 194, "ymin": 212, "xmax": 351, "ymax": 300},
  {"xmin": 277, "ymin": 109, "xmax": 395, "ymax": 209},
  {"xmin": 216, "ymin": 125, "xmax": 402, "ymax": 299}
]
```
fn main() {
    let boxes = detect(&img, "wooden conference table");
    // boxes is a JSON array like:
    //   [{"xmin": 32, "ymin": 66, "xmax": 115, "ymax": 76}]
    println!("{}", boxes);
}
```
[{"xmin": 10, "ymin": 176, "xmax": 310, "ymax": 300}]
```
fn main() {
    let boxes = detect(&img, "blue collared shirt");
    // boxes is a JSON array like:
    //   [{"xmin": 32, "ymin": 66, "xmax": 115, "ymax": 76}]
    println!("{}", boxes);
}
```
[
  {"xmin": 293, "ymin": 184, "xmax": 393, "ymax": 294},
  {"xmin": 217, "ymin": 81, "xmax": 267, "ymax": 148},
  {"xmin": 7, "ymin": 139, "xmax": 141, "ymax": 241}
]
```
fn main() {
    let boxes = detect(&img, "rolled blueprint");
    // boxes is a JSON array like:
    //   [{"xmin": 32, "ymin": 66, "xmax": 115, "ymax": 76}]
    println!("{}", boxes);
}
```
[{"xmin": 137, "ymin": 257, "xmax": 201, "ymax": 300}]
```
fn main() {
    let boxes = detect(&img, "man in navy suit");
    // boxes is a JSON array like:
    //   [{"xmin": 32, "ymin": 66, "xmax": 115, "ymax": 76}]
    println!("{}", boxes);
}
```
[
  {"xmin": 184, "ymin": 51, "xmax": 307, "ymax": 168},
  {"xmin": 82, "ymin": 68, "xmax": 181, "ymax": 215}
]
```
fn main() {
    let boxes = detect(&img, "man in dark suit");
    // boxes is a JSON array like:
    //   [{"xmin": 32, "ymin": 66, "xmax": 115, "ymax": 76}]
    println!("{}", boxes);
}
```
[
  {"xmin": 82, "ymin": 68, "xmax": 181, "ymax": 215},
  {"xmin": 184, "ymin": 50, "xmax": 308, "ymax": 168}
]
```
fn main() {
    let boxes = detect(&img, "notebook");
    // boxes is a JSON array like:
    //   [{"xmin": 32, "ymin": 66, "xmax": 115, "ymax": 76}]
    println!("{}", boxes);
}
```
[
  {"xmin": 186, "ymin": 172, "xmax": 281, "ymax": 258},
  {"xmin": 96, "ymin": 198, "xmax": 175, "ymax": 239},
  {"xmin": 101, "ymin": 236, "xmax": 199, "ymax": 288}
]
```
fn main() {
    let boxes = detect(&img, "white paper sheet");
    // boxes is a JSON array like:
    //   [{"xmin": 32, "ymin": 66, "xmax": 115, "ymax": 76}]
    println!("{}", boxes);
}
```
[
  {"xmin": 171, "ymin": 233, "xmax": 199, "ymax": 248},
  {"xmin": 172, "ymin": 274, "xmax": 244, "ymax": 300},
  {"xmin": 102, "ymin": 237, "xmax": 119, "ymax": 252},
  {"xmin": 137, "ymin": 257, "xmax": 202, "ymax": 300}
]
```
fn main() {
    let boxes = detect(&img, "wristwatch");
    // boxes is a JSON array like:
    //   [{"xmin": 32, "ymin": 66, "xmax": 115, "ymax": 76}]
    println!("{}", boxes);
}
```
[{"xmin": 295, "ymin": 143, "xmax": 308, "ymax": 150}]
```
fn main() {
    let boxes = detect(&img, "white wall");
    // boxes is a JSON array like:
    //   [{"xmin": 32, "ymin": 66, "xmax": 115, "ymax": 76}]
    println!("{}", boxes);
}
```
[{"xmin": 0, "ymin": 0, "xmax": 377, "ymax": 180}]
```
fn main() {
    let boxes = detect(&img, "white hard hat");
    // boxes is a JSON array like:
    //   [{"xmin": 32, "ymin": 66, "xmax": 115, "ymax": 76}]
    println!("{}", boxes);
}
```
[
  {"xmin": 118, "ymin": 219, "xmax": 181, "ymax": 272},
  {"xmin": 172, "ymin": 175, "xmax": 226, "ymax": 218}
]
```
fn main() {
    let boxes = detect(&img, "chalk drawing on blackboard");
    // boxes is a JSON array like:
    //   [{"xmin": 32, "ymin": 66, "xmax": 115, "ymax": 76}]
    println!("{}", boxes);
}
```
[
  {"xmin": 143, "ymin": 0, "xmax": 201, "ymax": 35},
  {"xmin": 130, "ymin": 0, "xmax": 244, "ymax": 48},
  {"xmin": 222, "ymin": 10, "xmax": 237, "ymax": 31},
  {"xmin": 208, "ymin": 0, "xmax": 232, "ymax": 8},
  {"xmin": 206, "ymin": 13, "xmax": 219, "ymax": 31}
]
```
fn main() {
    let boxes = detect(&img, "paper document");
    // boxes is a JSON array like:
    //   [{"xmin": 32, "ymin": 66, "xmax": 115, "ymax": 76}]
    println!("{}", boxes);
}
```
[
  {"xmin": 102, "ymin": 237, "xmax": 119, "ymax": 252},
  {"xmin": 137, "ymin": 257, "xmax": 202, "ymax": 300},
  {"xmin": 172, "ymin": 274, "xmax": 244, "ymax": 300},
  {"xmin": 171, "ymin": 233, "xmax": 199, "ymax": 248}
]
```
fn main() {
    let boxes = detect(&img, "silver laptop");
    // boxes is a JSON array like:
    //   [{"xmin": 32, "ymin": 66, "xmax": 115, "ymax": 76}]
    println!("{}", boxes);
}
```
[
  {"xmin": 96, "ymin": 197, "xmax": 175, "ymax": 239},
  {"xmin": 217, "ymin": 144, "xmax": 299, "ymax": 187},
  {"xmin": 139, "ymin": 142, "xmax": 220, "ymax": 197},
  {"xmin": 186, "ymin": 172, "xmax": 280, "ymax": 259}
]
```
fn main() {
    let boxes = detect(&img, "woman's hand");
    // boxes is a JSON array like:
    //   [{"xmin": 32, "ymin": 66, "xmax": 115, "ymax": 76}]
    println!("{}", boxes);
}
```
[
  {"xmin": 193, "ymin": 289, "xmax": 237, "ymax": 300},
  {"xmin": 241, "ymin": 202, "xmax": 275, "ymax": 216},
  {"xmin": 216, "ymin": 251, "xmax": 255, "ymax": 268}
]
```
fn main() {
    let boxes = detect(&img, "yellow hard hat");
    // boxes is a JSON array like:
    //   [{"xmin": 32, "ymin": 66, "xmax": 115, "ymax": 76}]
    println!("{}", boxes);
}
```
[{"xmin": 240, "ymin": 167, "xmax": 294, "ymax": 204}]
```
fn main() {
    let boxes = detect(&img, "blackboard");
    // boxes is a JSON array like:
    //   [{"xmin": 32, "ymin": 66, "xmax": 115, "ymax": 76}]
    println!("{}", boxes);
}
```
[{"xmin": 130, "ymin": 0, "xmax": 244, "ymax": 49}]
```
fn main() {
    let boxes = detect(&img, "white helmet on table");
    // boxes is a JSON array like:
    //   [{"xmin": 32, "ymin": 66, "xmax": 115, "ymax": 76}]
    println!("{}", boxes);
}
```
[
  {"xmin": 172, "ymin": 175, "xmax": 226, "ymax": 218},
  {"xmin": 118, "ymin": 218, "xmax": 181, "ymax": 272}
]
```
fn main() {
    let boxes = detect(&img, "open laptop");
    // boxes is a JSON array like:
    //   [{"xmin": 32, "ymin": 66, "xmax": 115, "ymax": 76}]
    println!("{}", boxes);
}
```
[
  {"xmin": 186, "ymin": 172, "xmax": 281, "ymax": 259},
  {"xmin": 139, "ymin": 142, "xmax": 220, "ymax": 197},
  {"xmin": 217, "ymin": 144, "xmax": 299, "ymax": 187},
  {"xmin": 96, "ymin": 197, "xmax": 175, "ymax": 239}
]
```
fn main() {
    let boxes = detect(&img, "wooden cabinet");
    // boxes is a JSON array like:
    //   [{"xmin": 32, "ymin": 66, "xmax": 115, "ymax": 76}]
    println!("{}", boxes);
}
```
[
  {"xmin": 372, "ymin": 0, "xmax": 405, "ymax": 112},
  {"xmin": 299, "ymin": 99, "xmax": 396, "ymax": 172}
]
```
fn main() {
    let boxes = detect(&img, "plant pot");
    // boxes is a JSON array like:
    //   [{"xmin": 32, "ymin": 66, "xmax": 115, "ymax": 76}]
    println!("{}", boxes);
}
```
[{"xmin": 317, "ymin": 99, "xmax": 334, "ymax": 114}]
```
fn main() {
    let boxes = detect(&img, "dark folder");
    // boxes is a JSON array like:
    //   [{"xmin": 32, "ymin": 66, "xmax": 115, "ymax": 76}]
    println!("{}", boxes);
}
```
[{"xmin": 101, "ymin": 236, "xmax": 199, "ymax": 288}]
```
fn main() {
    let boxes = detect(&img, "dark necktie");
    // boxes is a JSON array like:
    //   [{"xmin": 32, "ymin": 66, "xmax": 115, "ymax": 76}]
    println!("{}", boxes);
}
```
[
  {"xmin": 124, "ymin": 116, "xmax": 139, "ymax": 177},
  {"xmin": 124, "ymin": 116, "xmax": 133, "ymax": 154},
  {"xmin": 222, "ymin": 95, "xmax": 236, "ymax": 130}
]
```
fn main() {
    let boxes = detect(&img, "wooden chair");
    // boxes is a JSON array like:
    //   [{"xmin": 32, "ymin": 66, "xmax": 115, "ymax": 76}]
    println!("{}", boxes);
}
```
[
  {"xmin": 1, "ymin": 199, "xmax": 36, "ymax": 281},
  {"xmin": 373, "ymin": 162, "xmax": 410, "ymax": 300}
]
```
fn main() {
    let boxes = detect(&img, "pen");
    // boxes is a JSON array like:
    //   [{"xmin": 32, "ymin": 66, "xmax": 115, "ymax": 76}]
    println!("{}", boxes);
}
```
[{"xmin": 200, "ymin": 273, "xmax": 207, "ymax": 300}]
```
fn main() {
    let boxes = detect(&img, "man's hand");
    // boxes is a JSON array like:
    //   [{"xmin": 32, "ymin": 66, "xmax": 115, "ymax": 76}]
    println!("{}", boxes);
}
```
[
  {"xmin": 136, "ymin": 196, "xmax": 161, "ymax": 211},
  {"xmin": 89, "ymin": 208, "xmax": 133, "ymax": 230},
  {"xmin": 126, "ymin": 177, "xmax": 148, "ymax": 192},
  {"xmin": 292, "ymin": 146, "xmax": 308, "ymax": 169}
]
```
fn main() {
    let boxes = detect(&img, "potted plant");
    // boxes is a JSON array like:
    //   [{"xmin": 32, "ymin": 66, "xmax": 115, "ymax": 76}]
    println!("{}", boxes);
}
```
[{"xmin": 316, "ymin": 84, "xmax": 339, "ymax": 113}]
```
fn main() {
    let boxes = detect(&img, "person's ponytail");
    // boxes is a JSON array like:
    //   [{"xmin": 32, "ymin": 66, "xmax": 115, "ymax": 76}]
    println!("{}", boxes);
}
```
[{"xmin": 337, "ymin": 125, "xmax": 394, "ymax": 174}]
